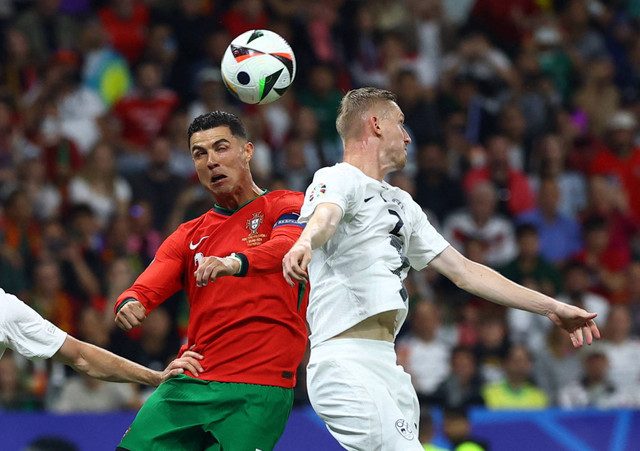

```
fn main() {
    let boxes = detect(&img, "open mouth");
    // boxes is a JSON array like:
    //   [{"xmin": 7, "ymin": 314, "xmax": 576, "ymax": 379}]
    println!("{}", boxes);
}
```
[{"xmin": 211, "ymin": 174, "xmax": 227, "ymax": 184}]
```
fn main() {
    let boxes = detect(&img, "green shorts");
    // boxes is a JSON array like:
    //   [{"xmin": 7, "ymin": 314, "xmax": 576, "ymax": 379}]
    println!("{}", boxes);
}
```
[{"xmin": 118, "ymin": 374, "xmax": 294, "ymax": 451}]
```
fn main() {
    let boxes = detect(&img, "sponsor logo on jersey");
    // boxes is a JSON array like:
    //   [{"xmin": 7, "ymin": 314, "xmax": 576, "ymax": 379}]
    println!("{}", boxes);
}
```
[
  {"xmin": 395, "ymin": 419, "xmax": 414, "ymax": 440},
  {"xmin": 308, "ymin": 183, "xmax": 326, "ymax": 202},
  {"xmin": 189, "ymin": 236, "xmax": 210, "ymax": 250}
]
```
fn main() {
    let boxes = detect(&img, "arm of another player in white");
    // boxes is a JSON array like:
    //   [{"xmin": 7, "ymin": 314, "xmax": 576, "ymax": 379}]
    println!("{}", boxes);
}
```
[
  {"xmin": 283, "ymin": 202, "xmax": 343, "ymax": 286},
  {"xmin": 429, "ymin": 246, "xmax": 600, "ymax": 348},
  {"xmin": 0, "ymin": 290, "xmax": 67, "ymax": 360}
]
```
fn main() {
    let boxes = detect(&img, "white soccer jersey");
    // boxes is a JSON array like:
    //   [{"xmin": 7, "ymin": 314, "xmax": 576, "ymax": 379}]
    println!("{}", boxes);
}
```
[
  {"xmin": 0, "ymin": 288, "xmax": 67, "ymax": 360},
  {"xmin": 300, "ymin": 163, "xmax": 450, "ymax": 347}
]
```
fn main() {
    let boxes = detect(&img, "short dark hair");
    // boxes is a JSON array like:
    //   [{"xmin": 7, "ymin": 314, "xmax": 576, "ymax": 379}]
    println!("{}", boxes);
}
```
[{"xmin": 187, "ymin": 111, "xmax": 248, "ymax": 148}]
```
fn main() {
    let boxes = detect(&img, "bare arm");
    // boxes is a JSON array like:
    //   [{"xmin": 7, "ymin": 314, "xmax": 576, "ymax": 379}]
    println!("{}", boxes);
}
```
[
  {"xmin": 53, "ymin": 336, "xmax": 204, "ymax": 386},
  {"xmin": 429, "ymin": 246, "xmax": 600, "ymax": 347},
  {"xmin": 282, "ymin": 203, "xmax": 343, "ymax": 286}
]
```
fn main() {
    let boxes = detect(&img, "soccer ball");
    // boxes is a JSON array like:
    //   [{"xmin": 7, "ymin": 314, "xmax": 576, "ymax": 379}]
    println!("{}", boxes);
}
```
[{"xmin": 220, "ymin": 29, "xmax": 296, "ymax": 105}]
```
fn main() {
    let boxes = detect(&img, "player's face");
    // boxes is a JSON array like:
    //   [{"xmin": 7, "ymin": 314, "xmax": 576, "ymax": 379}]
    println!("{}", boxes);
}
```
[
  {"xmin": 379, "ymin": 102, "xmax": 411, "ymax": 172},
  {"xmin": 190, "ymin": 126, "xmax": 254, "ymax": 196}
]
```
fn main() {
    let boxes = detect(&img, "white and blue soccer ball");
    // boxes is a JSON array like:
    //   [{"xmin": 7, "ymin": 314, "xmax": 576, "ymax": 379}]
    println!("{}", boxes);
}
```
[{"xmin": 220, "ymin": 29, "xmax": 296, "ymax": 105}]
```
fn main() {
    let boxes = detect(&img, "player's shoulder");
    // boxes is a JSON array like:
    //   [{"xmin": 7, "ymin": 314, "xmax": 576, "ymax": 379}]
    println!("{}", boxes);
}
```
[
  {"xmin": 315, "ymin": 162, "xmax": 357, "ymax": 178},
  {"xmin": 265, "ymin": 189, "xmax": 304, "ymax": 203},
  {"xmin": 173, "ymin": 210, "xmax": 214, "ymax": 237}
]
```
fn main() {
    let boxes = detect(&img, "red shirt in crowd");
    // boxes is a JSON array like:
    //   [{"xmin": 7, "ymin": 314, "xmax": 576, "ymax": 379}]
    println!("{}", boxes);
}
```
[
  {"xmin": 99, "ymin": 2, "xmax": 150, "ymax": 64},
  {"xmin": 113, "ymin": 89, "xmax": 179, "ymax": 149},
  {"xmin": 589, "ymin": 147, "xmax": 640, "ymax": 220}
]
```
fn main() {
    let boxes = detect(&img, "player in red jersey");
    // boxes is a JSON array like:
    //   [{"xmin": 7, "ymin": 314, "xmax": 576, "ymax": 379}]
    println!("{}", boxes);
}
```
[{"xmin": 114, "ymin": 111, "xmax": 308, "ymax": 451}]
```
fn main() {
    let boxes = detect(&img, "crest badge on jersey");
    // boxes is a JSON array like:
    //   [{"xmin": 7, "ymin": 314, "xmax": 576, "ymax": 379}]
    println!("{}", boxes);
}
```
[
  {"xmin": 246, "ymin": 212, "xmax": 264, "ymax": 236},
  {"xmin": 243, "ymin": 212, "xmax": 267, "ymax": 246},
  {"xmin": 395, "ymin": 419, "xmax": 414, "ymax": 440},
  {"xmin": 308, "ymin": 183, "xmax": 326, "ymax": 202}
]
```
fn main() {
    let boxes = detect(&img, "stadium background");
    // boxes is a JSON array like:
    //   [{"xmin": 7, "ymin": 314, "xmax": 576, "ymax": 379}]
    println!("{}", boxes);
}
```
[{"xmin": 2, "ymin": 0, "xmax": 640, "ymax": 449}]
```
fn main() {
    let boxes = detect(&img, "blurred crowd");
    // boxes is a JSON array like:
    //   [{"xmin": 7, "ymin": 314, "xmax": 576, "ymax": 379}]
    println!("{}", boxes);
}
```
[{"xmin": 2, "ymin": 0, "xmax": 640, "ymax": 418}]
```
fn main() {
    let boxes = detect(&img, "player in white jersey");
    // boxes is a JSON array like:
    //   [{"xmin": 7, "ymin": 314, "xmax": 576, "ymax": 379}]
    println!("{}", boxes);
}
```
[
  {"xmin": 283, "ymin": 87, "xmax": 600, "ymax": 451},
  {"xmin": 0, "ymin": 288, "xmax": 203, "ymax": 385}
]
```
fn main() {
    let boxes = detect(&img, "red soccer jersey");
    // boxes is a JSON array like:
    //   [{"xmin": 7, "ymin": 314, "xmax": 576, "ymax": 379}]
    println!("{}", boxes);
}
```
[{"xmin": 115, "ymin": 190, "xmax": 308, "ymax": 388}]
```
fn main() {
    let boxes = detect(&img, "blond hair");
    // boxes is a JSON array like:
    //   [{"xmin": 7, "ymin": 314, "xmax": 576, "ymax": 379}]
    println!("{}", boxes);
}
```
[{"xmin": 336, "ymin": 87, "xmax": 397, "ymax": 141}]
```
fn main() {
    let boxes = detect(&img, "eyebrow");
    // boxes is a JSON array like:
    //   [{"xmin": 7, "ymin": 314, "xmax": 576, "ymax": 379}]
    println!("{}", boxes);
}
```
[{"xmin": 191, "ymin": 138, "xmax": 231, "ymax": 154}]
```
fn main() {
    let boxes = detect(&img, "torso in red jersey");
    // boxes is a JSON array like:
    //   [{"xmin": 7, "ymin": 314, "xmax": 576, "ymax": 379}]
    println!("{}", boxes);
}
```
[{"xmin": 117, "ymin": 190, "xmax": 308, "ymax": 388}]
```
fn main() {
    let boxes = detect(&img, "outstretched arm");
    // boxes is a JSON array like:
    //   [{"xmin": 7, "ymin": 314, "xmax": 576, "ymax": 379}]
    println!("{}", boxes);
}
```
[
  {"xmin": 53, "ymin": 336, "xmax": 204, "ymax": 386},
  {"xmin": 282, "ymin": 203, "xmax": 343, "ymax": 286},
  {"xmin": 429, "ymin": 246, "xmax": 600, "ymax": 348}
]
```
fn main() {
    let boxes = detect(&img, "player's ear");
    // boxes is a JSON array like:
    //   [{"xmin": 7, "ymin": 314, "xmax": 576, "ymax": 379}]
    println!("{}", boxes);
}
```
[
  {"xmin": 243, "ymin": 141, "xmax": 254, "ymax": 162},
  {"xmin": 369, "ymin": 115, "xmax": 382, "ymax": 137}
]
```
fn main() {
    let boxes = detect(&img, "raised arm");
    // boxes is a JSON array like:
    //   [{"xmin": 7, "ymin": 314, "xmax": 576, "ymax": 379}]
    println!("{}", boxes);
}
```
[
  {"xmin": 282, "ymin": 202, "xmax": 343, "ymax": 286},
  {"xmin": 429, "ymin": 246, "xmax": 600, "ymax": 348},
  {"xmin": 53, "ymin": 336, "xmax": 204, "ymax": 386}
]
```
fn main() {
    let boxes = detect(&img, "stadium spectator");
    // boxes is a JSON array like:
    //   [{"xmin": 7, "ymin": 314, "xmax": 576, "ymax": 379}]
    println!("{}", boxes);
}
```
[
  {"xmin": 98, "ymin": 0, "xmax": 150, "ymax": 65},
  {"xmin": 557, "ymin": 261, "xmax": 611, "ymax": 326},
  {"xmin": 68, "ymin": 142, "xmax": 132, "ymax": 228},
  {"xmin": 110, "ymin": 60, "xmax": 179, "ymax": 166},
  {"xmin": 558, "ymin": 344, "xmax": 620, "ymax": 409},
  {"xmin": 516, "ymin": 177, "xmax": 583, "ymax": 265},
  {"xmin": 573, "ymin": 56, "xmax": 620, "ymax": 138},
  {"xmin": 15, "ymin": 0, "xmax": 79, "ymax": 65},
  {"xmin": 528, "ymin": 133, "xmax": 587, "ymax": 219},
  {"xmin": 601, "ymin": 305, "xmax": 640, "ymax": 394},
  {"xmin": 1, "ymin": 28, "xmax": 39, "ymax": 99},
  {"xmin": 533, "ymin": 326, "xmax": 584, "ymax": 405},
  {"xmin": 127, "ymin": 136, "xmax": 187, "ymax": 234},
  {"xmin": 473, "ymin": 313, "xmax": 511, "ymax": 384},
  {"xmin": 500, "ymin": 223, "xmax": 563, "ymax": 297},
  {"xmin": 573, "ymin": 215, "xmax": 629, "ymax": 299},
  {"xmin": 414, "ymin": 142, "xmax": 466, "ymax": 225},
  {"xmin": 0, "ymin": 350, "xmax": 38, "ymax": 410},
  {"xmin": 589, "ymin": 111, "xmax": 640, "ymax": 220},
  {"xmin": 443, "ymin": 180, "xmax": 517, "ymax": 268},
  {"xmin": 464, "ymin": 134, "xmax": 536, "ymax": 218},
  {"xmin": 496, "ymin": 102, "xmax": 528, "ymax": 171},
  {"xmin": 397, "ymin": 301, "xmax": 454, "ymax": 400},
  {"xmin": 482, "ymin": 344, "xmax": 548, "ymax": 409},
  {"xmin": 427, "ymin": 346, "xmax": 485, "ymax": 410},
  {"xmin": 393, "ymin": 69, "xmax": 442, "ymax": 149}
]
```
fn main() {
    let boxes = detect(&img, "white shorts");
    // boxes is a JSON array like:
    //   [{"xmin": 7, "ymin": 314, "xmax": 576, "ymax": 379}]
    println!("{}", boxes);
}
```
[{"xmin": 307, "ymin": 338, "xmax": 423, "ymax": 451}]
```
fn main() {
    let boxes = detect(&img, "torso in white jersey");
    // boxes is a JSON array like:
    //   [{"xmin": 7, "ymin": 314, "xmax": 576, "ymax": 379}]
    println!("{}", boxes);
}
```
[
  {"xmin": 0, "ymin": 288, "xmax": 67, "ymax": 360},
  {"xmin": 300, "ymin": 163, "xmax": 449, "ymax": 347}
]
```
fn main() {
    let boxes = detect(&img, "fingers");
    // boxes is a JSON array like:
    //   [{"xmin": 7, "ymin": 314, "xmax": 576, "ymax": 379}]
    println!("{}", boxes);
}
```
[
  {"xmin": 283, "ymin": 251, "xmax": 307, "ymax": 287},
  {"xmin": 584, "ymin": 322, "xmax": 593, "ymax": 345},
  {"xmin": 589, "ymin": 320, "xmax": 601, "ymax": 340},
  {"xmin": 570, "ymin": 327, "xmax": 584, "ymax": 348}
]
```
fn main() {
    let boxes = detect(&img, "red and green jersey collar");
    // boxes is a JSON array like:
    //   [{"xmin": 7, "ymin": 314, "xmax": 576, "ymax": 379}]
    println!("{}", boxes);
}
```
[{"xmin": 213, "ymin": 189, "xmax": 268, "ymax": 216}]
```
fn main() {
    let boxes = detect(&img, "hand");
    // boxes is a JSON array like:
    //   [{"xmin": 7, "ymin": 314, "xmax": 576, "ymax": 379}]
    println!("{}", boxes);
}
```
[
  {"xmin": 282, "ymin": 240, "xmax": 311, "ymax": 287},
  {"xmin": 194, "ymin": 256, "xmax": 240, "ymax": 287},
  {"xmin": 547, "ymin": 302, "xmax": 600, "ymax": 348},
  {"xmin": 157, "ymin": 346, "xmax": 205, "ymax": 385},
  {"xmin": 115, "ymin": 300, "xmax": 147, "ymax": 331}
]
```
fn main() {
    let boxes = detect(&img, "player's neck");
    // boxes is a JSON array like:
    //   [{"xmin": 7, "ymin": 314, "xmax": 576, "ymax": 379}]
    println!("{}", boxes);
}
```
[
  {"xmin": 343, "ymin": 142, "xmax": 388, "ymax": 182},
  {"xmin": 213, "ymin": 182, "xmax": 265, "ymax": 211}
]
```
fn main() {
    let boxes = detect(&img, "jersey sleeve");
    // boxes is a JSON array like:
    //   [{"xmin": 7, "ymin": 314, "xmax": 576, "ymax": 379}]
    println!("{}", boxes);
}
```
[
  {"xmin": 406, "ymin": 200, "xmax": 450, "ymax": 270},
  {"xmin": 115, "ymin": 228, "xmax": 187, "ymax": 313},
  {"xmin": 300, "ymin": 165, "xmax": 363, "ymax": 223},
  {"xmin": 1, "ymin": 291, "xmax": 67, "ymax": 360},
  {"xmin": 236, "ymin": 191, "xmax": 305, "ymax": 277}
]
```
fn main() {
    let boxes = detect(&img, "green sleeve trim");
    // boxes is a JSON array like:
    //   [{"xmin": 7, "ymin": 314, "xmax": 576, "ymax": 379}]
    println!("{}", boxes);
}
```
[
  {"xmin": 115, "ymin": 297, "xmax": 137, "ymax": 314},
  {"xmin": 233, "ymin": 253, "xmax": 249, "ymax": 277}
]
